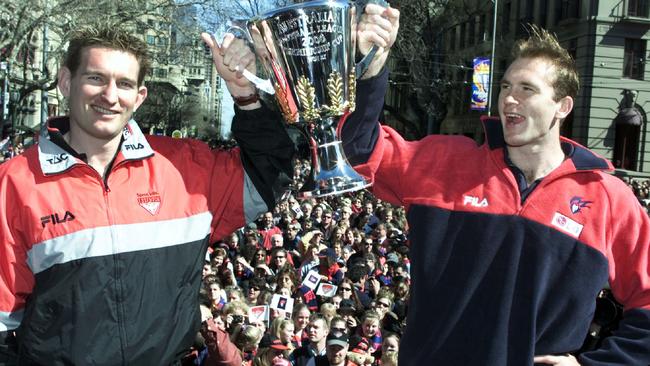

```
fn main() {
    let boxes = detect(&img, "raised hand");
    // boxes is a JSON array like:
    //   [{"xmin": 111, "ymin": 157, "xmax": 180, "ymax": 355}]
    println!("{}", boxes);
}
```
[
  {"xmin": 357, "ymin": 3, "xmax": 400, "ymax": 79},
  {"xmin": 200, "ymin": 32, "xmax": 257, "ymax": 96}
]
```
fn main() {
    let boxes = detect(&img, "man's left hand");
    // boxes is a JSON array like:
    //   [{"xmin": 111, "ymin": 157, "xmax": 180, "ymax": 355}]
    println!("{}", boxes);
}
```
[
  {"xmin": 357, "ymin": 3, "xmax": 400, "ymax": 79},
  {"xmin": 533, "ymin": 354, "xmax": 580, "ymax": 365}
]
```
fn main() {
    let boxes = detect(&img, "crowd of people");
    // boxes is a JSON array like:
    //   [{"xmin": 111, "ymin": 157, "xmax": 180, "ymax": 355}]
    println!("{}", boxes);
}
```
[{"xmin": 185, "ymin": 179, "xmax": 410, "ymax": 366}]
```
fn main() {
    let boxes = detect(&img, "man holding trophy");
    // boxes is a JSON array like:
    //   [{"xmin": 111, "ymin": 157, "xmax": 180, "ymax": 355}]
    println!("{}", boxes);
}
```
[{"xmin": 0, "ymin": 2, "xmax": 400, "ymax": 366}]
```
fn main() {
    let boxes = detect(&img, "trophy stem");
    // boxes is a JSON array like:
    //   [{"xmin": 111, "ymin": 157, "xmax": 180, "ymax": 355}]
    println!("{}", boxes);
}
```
[{"xmin": 297, "ymin": 117, "xmax": 371, "ymax": 198}]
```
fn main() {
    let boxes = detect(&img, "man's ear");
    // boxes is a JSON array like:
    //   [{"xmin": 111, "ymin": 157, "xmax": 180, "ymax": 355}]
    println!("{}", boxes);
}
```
[
  {"xmin": 58, "ymin": 67, "xmax": 72, "ymax": 98},
  {"xmin": 555, "ymin": 96, "xmax": 574, "ymax": 120},
  {"xmin": 133, "ymin": 85, "xmax": 148, "ymax": 112}
]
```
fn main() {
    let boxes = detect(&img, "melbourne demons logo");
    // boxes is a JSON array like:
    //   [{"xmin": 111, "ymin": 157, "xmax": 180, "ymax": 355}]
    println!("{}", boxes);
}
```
[
  {"xmin": 137, "ymin": 191, "xmax": 161, "ymax": 215},
  {"xmin": 569, "ymin": 196, "xmax": 593, "ymax": 214}
]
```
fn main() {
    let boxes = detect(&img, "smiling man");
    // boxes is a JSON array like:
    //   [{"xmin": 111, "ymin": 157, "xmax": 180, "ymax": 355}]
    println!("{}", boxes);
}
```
[
  {"xmin": 342, "ymin": 20, "xmax": 650, "ymax": 366},
  {"xmin": 0, "ymin": 23, "xmax": 295, "ymax": 365}
]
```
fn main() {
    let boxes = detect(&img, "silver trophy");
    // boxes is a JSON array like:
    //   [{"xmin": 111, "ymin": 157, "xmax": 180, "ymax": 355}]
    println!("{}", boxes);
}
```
[{"xmin": 231, "ymin": 0, "xmax": 380, "ymax": 198}]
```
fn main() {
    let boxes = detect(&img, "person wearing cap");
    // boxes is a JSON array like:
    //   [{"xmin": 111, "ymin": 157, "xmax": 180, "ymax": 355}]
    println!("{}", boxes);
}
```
[
  {"xmin": 255, "ymin": 334, "xmax": 291, "ymax": 366},
  {"xmin": 314, "ymin": 333, "xmax": 349, "ymax": 366},
  {"xmin": 289, "ymin": 313, "xmax": 330, "ymax": 366}
]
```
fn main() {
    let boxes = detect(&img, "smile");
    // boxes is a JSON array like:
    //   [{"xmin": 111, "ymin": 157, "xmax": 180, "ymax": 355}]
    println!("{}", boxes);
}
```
[{"xmin": 92, "ymin": 105, "xmax": 119, "ymax": 115}]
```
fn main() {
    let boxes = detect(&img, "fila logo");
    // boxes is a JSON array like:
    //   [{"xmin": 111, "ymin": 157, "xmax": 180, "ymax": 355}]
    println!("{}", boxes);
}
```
[
  {"xmin": 46, "ymin": 153, "xmax": 69, "ymax": 165},
  {"xmin": 125, "ymin": 143, "xmax": 145, "ymax": 151},
  {"xmin": 41, "ymin": 211, "xmax": 76, "ymax": 227},
  {"xmin": 463, "ymin": 195, "xmax": 489, "ymax": 208}
]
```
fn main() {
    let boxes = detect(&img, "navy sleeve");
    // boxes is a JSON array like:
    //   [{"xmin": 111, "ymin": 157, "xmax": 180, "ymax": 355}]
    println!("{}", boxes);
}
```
[
  {"xmin": 0, "ymin": 330, "xmax": 17, "ymax": 364},
  {"xmin": 579, "ymin": 308, "xmax": 650, "ymax": 365},
  {"xmin": 231, "ymin": 101, "xmax": 296, "ymax": 210},
  {"xmin": 341, "ymin": 67, "xmax": 389, "ymax": 166}
]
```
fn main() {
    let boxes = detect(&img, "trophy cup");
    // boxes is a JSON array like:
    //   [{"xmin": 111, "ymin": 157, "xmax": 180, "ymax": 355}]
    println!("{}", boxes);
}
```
[{"xmin": 231, "ymin": 0, "xmax": 381, "ymax": 198}]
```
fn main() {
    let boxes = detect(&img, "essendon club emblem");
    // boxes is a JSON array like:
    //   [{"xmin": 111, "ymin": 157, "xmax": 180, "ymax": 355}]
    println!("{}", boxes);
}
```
[{"xmin": 137, "ymin": 192, "xmax": 161, "ymax": 215}]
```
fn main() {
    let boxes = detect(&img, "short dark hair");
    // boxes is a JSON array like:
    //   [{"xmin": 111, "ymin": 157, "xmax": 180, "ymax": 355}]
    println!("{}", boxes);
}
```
[
  {"xmin": 63, "ymin": 22, "xmax": 151, "ymax": 86},
  {"xmin": 511, "ymin": 24, "xmax": 579, "ymax": 101}
]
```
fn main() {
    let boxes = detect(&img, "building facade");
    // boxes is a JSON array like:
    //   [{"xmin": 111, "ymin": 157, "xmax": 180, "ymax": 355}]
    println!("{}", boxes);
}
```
[{"xmin": 433, "ymin": 0, "xmax": 650, "ymax": 174}]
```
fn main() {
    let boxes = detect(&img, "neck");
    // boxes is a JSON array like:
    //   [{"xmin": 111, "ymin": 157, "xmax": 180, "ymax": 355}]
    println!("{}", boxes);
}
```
[
  {"xmin": 507, "ymin": 141, "xmax": 565, "ymax": 184},
  {"xmin": 65, "ymin": 127, "xmax": 122, "ymax": 178},
  {"xmin": 311, "ymin": 340, "xmax": 326, "ymax": 353}
]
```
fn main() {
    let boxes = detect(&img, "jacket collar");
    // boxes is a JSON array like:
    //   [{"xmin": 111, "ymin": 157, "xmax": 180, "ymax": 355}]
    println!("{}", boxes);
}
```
[
  {"xmin": 480, "ymin": 115, "xmax": 612, "ymax": 171},
  {"xmin": 38, "ymin": 116, "xmax": 154, "ymax": 175}
]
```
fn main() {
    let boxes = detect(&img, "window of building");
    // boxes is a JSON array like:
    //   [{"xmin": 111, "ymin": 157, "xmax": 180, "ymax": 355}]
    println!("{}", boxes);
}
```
[
  {"xmin": 539, "ymin": 0, "xmax": 548, "ymax": 28},
  {"xmin": 468, "ymin": 17, "xmax": 476, "ymax": 46},
  {"xmin": 501, "ymin": 1, "xmax": 511, "ymax": 36},
  {"xmin": 628, "ymin": 0, "xmax": 650, "ymax": 17},
  {"xmin": 614, "ymin": 122, "xmax": 641, "ymax": 170},
  {"xmin": 155, "ymin": 68, "xmax": 167, "ymax": 78},
  {"xmin": 448, "ymin": 27, "xmax": 456, "ymax": 51},
  {"xmin": 460, "ymin": 22, "xmax": 466, "ymax": 49},
  {"xmin": 560, "ymin": 0, "xmax": 580, "ymax": 19},
  {"xmin": 479, "ymin": 14, "xmax": 486, "ymax": 42},
  {"xmin": 623, "ymin": 38, "xmax": 646, "ymax": 80},
  {"xmin": 146, "ymin": 35, "xmax": 155, "ymax": 45}
]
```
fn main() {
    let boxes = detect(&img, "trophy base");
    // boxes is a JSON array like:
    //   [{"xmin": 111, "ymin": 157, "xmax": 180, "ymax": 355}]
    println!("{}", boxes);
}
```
[{"xmin": 297, "ymin": 164, "xmax": 371, "ymax": 199}]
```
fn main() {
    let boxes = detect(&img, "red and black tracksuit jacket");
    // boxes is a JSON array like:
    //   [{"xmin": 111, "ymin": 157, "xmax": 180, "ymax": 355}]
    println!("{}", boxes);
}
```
[
  {"xmin": 0, "ymin": 104, "xmax": 294, "ymax": 365},
  {"xmin": 341, "ymin": 69, "xmax": 650, "ymax": 365}
]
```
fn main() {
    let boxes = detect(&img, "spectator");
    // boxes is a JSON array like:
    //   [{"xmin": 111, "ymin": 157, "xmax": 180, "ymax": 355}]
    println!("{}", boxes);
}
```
[
  {"xmin": 269, "ymin": 318, "xmax": 296, "ymax": 352},
  {"xmin": 259, "ymin": 212, "xmax": 283, "ymax": 250},
  {"xmin": 253, "ymin": 334, "xmax": 291, "ymax": 366},
  {"xmin": 314, "ymin": 333, "xmax": 349, "ymax": 366},
  {"xmin": 291, "ymin": 303, "xmax": 311, "ymax": 348},
  {"xmin": 289, "ymin": 313, "xmax": 330, "ymax": 366}
]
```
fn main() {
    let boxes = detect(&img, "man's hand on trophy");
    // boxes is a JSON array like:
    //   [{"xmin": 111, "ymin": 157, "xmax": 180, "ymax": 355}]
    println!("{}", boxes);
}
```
[
  {"xmin": 200, "ymin": 32, "xmax": 257, "ymax": 93},
  {"xmin": 358, "ymin": 4, "xmax": 400, "ymax": 79}
]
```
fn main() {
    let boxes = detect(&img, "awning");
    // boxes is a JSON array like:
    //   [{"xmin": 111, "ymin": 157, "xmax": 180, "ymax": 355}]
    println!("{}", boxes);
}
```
[{"xmin": 615, "ymin": 107, "xmax": 643, "ymax": 126}]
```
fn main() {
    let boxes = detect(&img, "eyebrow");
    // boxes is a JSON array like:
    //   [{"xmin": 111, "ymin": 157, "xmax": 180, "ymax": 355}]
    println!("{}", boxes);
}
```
[{"xmin": 82, "ymin": 70, "xmax": 137, "ymax": 85}]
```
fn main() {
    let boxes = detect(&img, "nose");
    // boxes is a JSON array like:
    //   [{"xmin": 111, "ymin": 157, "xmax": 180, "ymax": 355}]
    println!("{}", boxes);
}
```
[{"xmin": 100, "ymin": 80, "xmax": 119, "ymax": 104}]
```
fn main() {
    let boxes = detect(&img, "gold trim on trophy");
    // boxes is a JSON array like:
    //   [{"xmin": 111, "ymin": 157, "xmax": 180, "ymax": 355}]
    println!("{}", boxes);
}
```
[
  {"xmin": 323, "ymin": 71, "xmax": 346, "ymax": 116},
  {"xmin": 297, "ymin": 76, "xmax": 320, "ymax": 122},
  {"xmin": 275, "ymin": 82, "xmax": 298, "ymax": 123}
]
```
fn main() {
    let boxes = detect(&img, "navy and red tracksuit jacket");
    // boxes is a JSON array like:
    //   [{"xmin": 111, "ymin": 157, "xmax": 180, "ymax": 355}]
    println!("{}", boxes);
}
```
[
  {"xmin": 341, "ymin": 69, "xmax": 650, "ymax": 365},
  {"xmin": 0, "ymin": 104, "xmax": 294, "ymax": 365}
]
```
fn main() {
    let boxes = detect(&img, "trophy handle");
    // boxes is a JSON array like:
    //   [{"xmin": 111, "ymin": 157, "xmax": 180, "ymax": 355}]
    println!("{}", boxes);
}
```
[{"xmin": 354, "ymin": 0, "xmax": 390, "ymax": 78}]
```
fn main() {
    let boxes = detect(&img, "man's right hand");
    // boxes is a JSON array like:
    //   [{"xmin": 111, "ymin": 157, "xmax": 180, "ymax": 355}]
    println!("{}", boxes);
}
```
[{"xmin": 200, "ymin": 32, "xmax": 258, "ymax": 99}]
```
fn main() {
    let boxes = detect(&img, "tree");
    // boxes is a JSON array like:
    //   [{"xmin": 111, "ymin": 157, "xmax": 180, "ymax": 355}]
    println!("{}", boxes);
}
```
[
  {"xmin": 0, "ymin": 0, "xmax": 211, "ymax": 126},
  {"xmin": 386, "ymin": 0, "xmax": 486, "ymax": 138}
]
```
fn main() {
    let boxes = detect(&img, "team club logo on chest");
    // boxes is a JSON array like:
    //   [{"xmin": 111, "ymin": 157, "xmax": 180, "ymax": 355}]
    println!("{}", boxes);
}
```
[{"xmin": 137, "ymin": 191, "xmax": 162, "ymax": 215}]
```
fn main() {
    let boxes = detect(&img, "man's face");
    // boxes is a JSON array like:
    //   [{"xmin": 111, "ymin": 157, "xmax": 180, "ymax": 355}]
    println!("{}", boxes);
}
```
[
  {"xmin": 274, "ymin": 251, "xmax": 287, "ymax": 267},
  {"xmin": 271, "ymin": 235, "xmax": 284, "ymax": 248},
  {"xmin": 326, "ymin": 344, "xmax": 348, "ymax": 365},
  {"xmin": 322, "ymin": 212, "xmax": 333, "ymax": 226},
  {"xmin": 263, "ymin": 213, "xmax": 274, "ymax": 228},
  {"xmin": 498, "ymin": 57, "xmax": 572, "ymax": 149},
  {"xmin": 59, "ymin": 47, "xmax": 147, "ymax": 143},
  {"xmin": 307, "ymin": 319, "xmax": 328, "ymax": 343},
  {"xmin": 202, "ymin": 264, "xmax": 213, "ymax": 277},
  {"xmin": 287, "ymin": 225, "xmax": 299, "ymax": 239}
]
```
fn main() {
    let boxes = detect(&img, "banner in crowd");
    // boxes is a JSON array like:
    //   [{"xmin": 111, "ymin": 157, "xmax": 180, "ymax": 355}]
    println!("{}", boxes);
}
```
[{"xmin": 471, "ymin": 57, "xmax": 491, "ymax": 111}]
